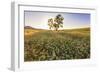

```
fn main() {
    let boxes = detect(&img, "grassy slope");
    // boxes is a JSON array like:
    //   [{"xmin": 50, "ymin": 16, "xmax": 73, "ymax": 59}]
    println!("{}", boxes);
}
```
[{"xmin": 24, "ymin": 28, "xmax": 90, "ymax": 61}]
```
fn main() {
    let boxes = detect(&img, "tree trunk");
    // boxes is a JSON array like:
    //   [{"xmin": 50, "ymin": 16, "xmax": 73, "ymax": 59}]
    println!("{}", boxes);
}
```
[{"xmin": 55, "ymin": 28, "xmax": 58, "ymax": 31}]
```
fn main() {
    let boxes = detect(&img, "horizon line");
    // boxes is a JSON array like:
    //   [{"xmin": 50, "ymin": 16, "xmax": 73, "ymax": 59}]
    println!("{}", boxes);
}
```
[{"xmin": 24, "ymin": 25, "xmax": 90, "ymax": 30}]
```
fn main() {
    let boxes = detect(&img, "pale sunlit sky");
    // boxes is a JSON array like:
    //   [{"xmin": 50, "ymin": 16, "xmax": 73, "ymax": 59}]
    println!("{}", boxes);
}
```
[{"xmin": 24, "ymin": 11, "xmax": 90, "ymax": 29}]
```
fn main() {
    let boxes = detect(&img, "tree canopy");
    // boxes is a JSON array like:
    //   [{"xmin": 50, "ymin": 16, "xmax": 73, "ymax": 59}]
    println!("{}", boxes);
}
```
[{"xmin": 48, "ymin": 14, "xmax": 64, "ymax": 31}]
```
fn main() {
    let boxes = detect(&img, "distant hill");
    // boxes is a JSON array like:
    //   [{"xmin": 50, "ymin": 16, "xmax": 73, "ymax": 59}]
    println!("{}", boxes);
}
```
[
  {"xmin": 61, "ymin": 27, "xmax": 90, "ymax": 31},
  {"xmin": 24, "ymin": 26, "xmax": 46, "ymax": 30},
  {"xmin": 24, "ymin": 26, "xmax": 36, "ymax": 29},
  {"xmin": 70, "ymin": 27, "xmax": 90, "ymax": 31}
]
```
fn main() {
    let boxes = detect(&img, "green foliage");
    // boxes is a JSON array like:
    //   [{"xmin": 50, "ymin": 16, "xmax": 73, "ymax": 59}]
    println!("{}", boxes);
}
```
[
  {"xmin": 24, "ymin": 28, "xmax": 90, "ymax": 61},
  {"xmin": 48, "ymin": 18, "xmax": 53, "ymax": 30},
  {"xmin": 47, "ymin": 14, "xmax": 64, "ymax": 31}
]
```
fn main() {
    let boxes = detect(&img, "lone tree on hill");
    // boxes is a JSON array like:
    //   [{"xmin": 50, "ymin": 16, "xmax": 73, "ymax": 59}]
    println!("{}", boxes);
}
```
[{"xmin": 48, "ymin": 14, "xmax": 64, "ymax": 31}]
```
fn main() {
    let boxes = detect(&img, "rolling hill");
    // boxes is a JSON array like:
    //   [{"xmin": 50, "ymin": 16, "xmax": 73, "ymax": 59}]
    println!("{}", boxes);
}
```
[{"xmin": 24, "ymin": 26, "xmax": 90, "ymax": 61}]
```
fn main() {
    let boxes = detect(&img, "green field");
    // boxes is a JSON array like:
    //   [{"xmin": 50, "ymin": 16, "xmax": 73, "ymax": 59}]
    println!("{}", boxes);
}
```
[{"xmin": 24, "ymin": 28, "xmax": 90, "ymax": 61}]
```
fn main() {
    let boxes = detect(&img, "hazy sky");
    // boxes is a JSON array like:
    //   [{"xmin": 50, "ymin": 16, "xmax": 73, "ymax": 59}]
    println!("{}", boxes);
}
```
[{"xmin": 24, "ymin": 11, "xmax": 90, "ymax": 29}]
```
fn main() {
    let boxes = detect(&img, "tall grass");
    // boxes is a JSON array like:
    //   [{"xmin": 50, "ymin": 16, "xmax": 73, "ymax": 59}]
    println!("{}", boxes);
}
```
[{"xmin": 24, "ymin": 28, "xmax": 90, "ymax": 61}]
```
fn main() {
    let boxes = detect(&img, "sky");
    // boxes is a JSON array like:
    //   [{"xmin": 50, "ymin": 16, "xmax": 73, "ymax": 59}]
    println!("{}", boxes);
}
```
[{"xmin": 24, "ymin": 11, "xmax": 90, "ymax": 29}]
